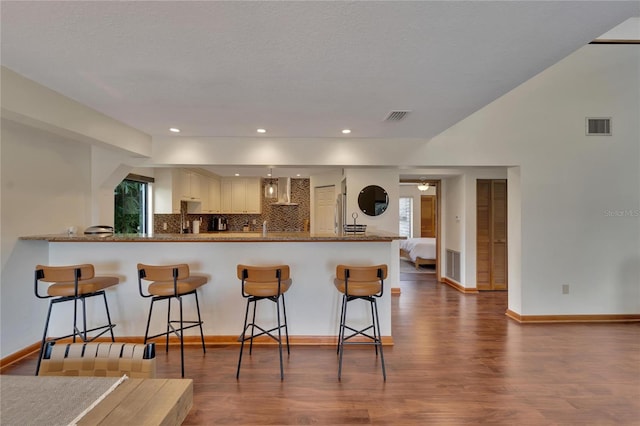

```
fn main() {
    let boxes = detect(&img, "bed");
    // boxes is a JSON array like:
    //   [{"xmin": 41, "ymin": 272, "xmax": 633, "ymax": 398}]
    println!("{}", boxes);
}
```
[{"xmin": 399, "ymin": 237, "xmax": 437, "ymax": 270}]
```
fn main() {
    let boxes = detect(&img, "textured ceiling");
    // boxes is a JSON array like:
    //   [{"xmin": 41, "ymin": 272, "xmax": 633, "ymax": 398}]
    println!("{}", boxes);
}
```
[{"xmin": 1, "ymin": 1, "xmax": 638, "ymax": 144}]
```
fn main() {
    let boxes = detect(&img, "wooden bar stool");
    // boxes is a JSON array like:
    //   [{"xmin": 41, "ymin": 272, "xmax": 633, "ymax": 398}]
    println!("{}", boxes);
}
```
[
  {"xmin": 236, "ymin": 264, "xmax": 292, "ymax": 380},
  {"xmin": 137, "ymin": 263, "xmax": 208, "ymax": 377},
  {"xmin": 334, "ymin": 264, "xmax": 387, "ymax": 380},
  {"xmin": 34, "ymin": 264, "xmax": 119, "ymax": 375}
]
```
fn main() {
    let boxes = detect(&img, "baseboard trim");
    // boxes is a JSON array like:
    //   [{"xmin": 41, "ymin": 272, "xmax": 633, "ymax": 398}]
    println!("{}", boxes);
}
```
[
  {"xmin": 506, "ymin": 310, "xmax": 640, "ymax": 323},
  {"xmin": 443, "ymin": 277, "xmax": 479, "ymax": 294},
  {"xmin": 0, "ymin": 342, "xmax": 41, "ymax": 373},
  {"xmin": 391, "ymin": 287, "xmax": 401, "ymax": 296},
  {"xmin": 1, "ymin": 335, "xmax": 394, "ymax": 369}
]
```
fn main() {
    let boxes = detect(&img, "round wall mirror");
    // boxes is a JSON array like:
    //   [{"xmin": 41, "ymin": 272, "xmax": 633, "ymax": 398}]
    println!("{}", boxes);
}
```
[{"xmin": 358, "ymin": 185, "xmax": 389, "ymax": 216}]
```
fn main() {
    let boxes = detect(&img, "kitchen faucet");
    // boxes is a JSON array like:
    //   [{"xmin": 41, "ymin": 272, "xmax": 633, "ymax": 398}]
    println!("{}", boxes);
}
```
[{"xmin": 181, "ymin": 210, "xmax": 188, "ymax": 234}]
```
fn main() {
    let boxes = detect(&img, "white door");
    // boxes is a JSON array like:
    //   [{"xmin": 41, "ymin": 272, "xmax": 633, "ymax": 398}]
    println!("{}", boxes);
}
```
[{"xmin": 314, "ymin": 185, "xmax": 336, "ymax": 234}]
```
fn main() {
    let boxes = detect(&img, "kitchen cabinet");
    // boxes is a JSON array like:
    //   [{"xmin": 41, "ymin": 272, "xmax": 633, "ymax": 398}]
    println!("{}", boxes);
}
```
[
  {"xmin": 208, "ymin": 177, "xmax": 221, "ymax": 213},
  {"xmin": 179, "ymin": 169, "xmax": 201, "ymax": 201},
  {"xmin": 154, "ymin": 168, "xmax": 203, "ymax": 214},
  {"xmin": 192, "ymin": 176, "xmax": 221, "ymax": 213},
  {"xmin": 221, "ymin": 177, "xmax": 261, "ymax": 214}
]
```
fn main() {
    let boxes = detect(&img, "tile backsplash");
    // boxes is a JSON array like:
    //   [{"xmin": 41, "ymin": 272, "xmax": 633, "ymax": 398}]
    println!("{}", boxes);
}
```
[{"xmin": 154, "ymin": 178, "xmax": 310, "ymax": 233}]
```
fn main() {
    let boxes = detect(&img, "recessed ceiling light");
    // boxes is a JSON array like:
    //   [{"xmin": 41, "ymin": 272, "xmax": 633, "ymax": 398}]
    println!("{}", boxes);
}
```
[
  {"xmin": 234, "ymin": 173, "xmax": 240, "ymax": 177},
  {"xmin": 169, "ymin": 127, "xmax": 181, "ymax": 133},
  {"xmin": 296, "ymin": 174, "xmax": 301, "ymax": 177},
  {"xmin": 257, "ymin": 128, "xmax": 266, "ymax": 133},
  {"xmin": 342, "ymin": 129, "xmax": 351, "ymax": 134}
]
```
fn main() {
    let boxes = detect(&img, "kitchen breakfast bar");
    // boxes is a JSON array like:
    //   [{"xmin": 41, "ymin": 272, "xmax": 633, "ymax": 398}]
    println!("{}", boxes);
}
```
[{"xmin": 21, "ymin": 232, "xmax": 402, "ymax": 345}]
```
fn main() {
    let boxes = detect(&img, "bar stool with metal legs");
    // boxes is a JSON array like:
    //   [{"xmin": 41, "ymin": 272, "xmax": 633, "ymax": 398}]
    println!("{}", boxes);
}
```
[
  {"xmin": 334, "ymin": 264, "xmax": 387, "ymax": 380},
  {"xmin": 34, "ymin": 264, "xmax": 119, "ymax": 375},
  {"xmin": 236, "ymin": 264, "xmax": 292, "ymax": 380},
  {"xmin": 137, "ymin": 263, "xmax": 208, "ymax": 377}
]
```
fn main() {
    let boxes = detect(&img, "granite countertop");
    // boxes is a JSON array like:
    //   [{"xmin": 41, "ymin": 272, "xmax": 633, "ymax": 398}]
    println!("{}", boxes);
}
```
[{"xmin": 20, "ymin": 231, "xmax": 405, "ymax": 243}]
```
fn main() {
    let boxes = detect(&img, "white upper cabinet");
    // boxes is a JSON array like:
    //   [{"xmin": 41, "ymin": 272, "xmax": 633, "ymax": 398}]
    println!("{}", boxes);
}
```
[
  {"xmin": 179, "ymin": 169, "xmax": 201, "ymax": 201},
  {"xmin": 207, "ymin": 176, "xmax": 221, "ymax": 213},
  {"xmin": 193, "ymin": 176, "xmax": 221, "ymax": 214},
  {"xmin": 221, "ymin": 177, "xmax": 261, "ymax": 214},
  {"xmin": 154, "ymin": 168, "xmax": 203, "ymax": 214}
]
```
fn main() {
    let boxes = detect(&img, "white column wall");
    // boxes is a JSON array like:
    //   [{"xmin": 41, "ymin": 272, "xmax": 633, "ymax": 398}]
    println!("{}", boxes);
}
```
[
  {"xmin": 442, "ymin": 175, "xmax": 465, "ymax": 283},
  {"xmin": 507, "ymin": 167, "xmax": 522, "ymax": 314}
]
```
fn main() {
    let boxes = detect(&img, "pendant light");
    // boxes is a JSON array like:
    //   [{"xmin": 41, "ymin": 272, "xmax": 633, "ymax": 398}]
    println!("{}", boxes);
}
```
[{"xmin": 265, "ymin": 168, "xmax": 278, "ymax": 198}]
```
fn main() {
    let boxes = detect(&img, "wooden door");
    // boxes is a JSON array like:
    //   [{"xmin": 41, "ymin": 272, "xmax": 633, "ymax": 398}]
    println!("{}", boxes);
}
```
[
  {"xmin": 476, "ymin": 180, "xmax": 508, "ymax": 291},
  {"xmin": 420, "ymin": 195, "xmax": 436, "ymax": 237}
]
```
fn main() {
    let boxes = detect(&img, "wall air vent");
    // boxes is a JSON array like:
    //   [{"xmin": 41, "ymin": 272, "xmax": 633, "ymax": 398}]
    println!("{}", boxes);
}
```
[
  {"xmin": 586, "ymin": 118, "xmax": 611, "ymax": 136},
  {"xmin": 384, "ymin": 110, "xmax": 411, "ymax": 121},
  {"xmin": 446, "ymin": 249, "xmax": 461, "ymax": 282}
]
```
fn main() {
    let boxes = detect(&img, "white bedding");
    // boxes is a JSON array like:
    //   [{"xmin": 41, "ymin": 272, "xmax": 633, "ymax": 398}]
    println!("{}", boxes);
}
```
[{"xmin": 399, "ymin": 238, "xmax": 436, "ymax": 261}]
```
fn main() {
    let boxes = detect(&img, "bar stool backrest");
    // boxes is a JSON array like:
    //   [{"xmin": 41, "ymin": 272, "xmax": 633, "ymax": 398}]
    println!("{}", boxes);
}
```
[
  {"xmin": 335, "ymin": 264, "xmax": 388, "ymax": 297},
  {"xmin": 137, "ymin": 263, "xmax": 190, "ymax": 281},
  {"xmin": 336, "ymin": 264, "xmax": 387, "ymax": 282},
  {"xmin": 36, "ymin": 264, "xmax": 95, "ymax": 282},
  {"xmin": 237, "ymin": 264, "xmax": 290, "ymax": 282}
]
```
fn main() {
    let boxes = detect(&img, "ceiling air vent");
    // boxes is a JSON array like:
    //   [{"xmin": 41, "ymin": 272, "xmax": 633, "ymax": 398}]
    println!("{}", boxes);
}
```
[
  {"xmin": 385, "ymin": 110, "xmax": 411, "ymax": 121},
  {"xmin": 586, "ymin": 118, "xmax": 611, "ymax": 136}
]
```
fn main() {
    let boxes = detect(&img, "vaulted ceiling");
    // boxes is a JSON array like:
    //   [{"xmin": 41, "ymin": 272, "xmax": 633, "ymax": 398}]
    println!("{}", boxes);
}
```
[{"xmin": 2, "ymin": 1, "xmax": 637, "ymax": 147}]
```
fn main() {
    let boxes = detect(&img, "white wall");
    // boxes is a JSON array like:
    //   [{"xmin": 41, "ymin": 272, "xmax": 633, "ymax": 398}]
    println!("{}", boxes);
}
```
[
  {"xmin": 1, "ymin": 67, "xmax": 151, "ymax": 157},
  {"xmin": 1, "ymin": 119, "xmax": 93, "ymax": 357},
  {"xmin": 442, "ymin": 175, "xmax": 465, "ymax": 283},
  {"xmin": 430, "ymin": 46, "xmax": 639, "ymax": 314},
  {"xmin": 344, "ymin": 168, "xmax": 399, "ymax": 234}
]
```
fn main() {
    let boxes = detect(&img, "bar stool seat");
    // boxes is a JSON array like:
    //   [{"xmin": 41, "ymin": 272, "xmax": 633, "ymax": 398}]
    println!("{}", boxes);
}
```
[
  {"xmin": 147, "ymin": 275, "xmax": 207, "ymax": 296},
  {"xmin": 46, "ymin": 276, "xmax": 119, "ymax": 297},
  {"xmin": 34, "ymin": 264, "xmax": 119, "ymax": 375},
  {"xmin": 236, "ymin": 264, "xmax": 292, "ymax": 380},
  {"xmin": 334, "ymin": 264, "xmax": 387, "ymax": 381},
  {"xmin": 137, "ymin": 263, "xmax": 208, "ymax": 378}
]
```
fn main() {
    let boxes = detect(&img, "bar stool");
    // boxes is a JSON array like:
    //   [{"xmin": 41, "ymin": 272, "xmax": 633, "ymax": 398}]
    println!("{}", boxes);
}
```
[
  {"xmin": 34, "ymin": 264, "xmax": 119, "ymax": 375},
  {"xmin": 334, "ymin": 264, "xmax": 387, "ymax": 380},
  {"xmin": 236, "ymin": 264, "xmax": 292, "ymax": 380},
  {"xmin": 137, "ymin": 263, "xmax": 208, "ymax": 377}
]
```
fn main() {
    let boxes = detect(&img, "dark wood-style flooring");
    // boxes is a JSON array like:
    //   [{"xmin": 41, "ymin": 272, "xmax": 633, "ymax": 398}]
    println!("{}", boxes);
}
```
[{"xmin": 4, "ymin": 272, "xmax": 640, "ymax": 424}]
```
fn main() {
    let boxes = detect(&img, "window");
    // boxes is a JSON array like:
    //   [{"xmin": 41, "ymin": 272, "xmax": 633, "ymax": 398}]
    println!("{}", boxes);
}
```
[
  {"xmin": 399, "ymin": 197, "xmax": 413, "ymax": 237},
  {"xmin": 114, "ymin": 174, "xmax": 153, "ymax": 234}
]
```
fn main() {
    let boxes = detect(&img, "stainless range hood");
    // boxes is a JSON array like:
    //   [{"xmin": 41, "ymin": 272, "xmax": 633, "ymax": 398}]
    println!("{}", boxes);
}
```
[{"xmin": 272, "ymin": 177, "xmax": 298, "ymax": 206}]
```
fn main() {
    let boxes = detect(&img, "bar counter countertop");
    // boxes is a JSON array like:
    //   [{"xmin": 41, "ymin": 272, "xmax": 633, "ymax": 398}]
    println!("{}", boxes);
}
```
[{"xmin": 20, "ymin": 231, "xmax": 405, "ymax": 242}]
